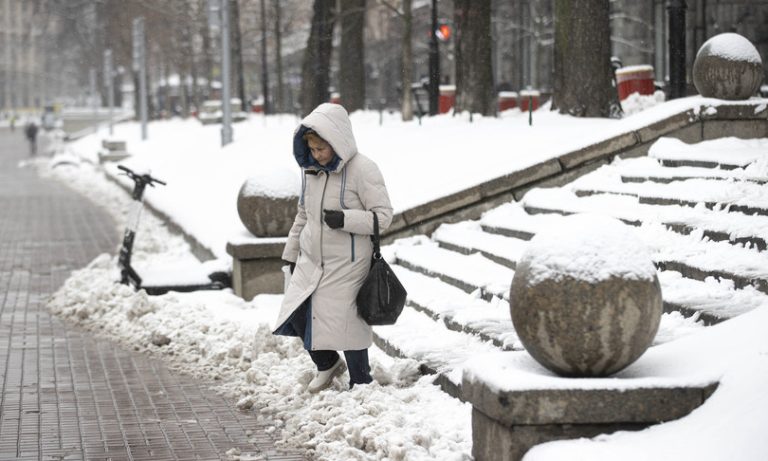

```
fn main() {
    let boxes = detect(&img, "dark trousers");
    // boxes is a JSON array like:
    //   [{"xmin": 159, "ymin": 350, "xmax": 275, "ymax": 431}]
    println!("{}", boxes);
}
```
[{"xmin": 288, "ymin": 300, "xmax": 373, "ymax": 387}]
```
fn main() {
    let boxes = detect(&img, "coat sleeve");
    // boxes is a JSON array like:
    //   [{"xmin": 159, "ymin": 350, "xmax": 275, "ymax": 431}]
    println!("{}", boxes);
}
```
[
  {"xmin": 342, "ymin": 160, "xmax": 393, "ymax": 235},
  {"xmin": 282, "ymin": 197, "xmax": 307, "ymax": 263}
]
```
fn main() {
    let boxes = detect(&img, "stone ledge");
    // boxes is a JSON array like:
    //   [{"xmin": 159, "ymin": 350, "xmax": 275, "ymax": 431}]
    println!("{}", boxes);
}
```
[
  {"xmin": 700, "ymin": 102, "xmax": 768, "ymax": 120},
  {"xmin": 226, "ymin": 238, "xmax": 286, "ymax": 260},
  {"xmin": 463, "ymin": 349, "xmax": 720, "ymax": 461},
  {"xmin": 558, "ymin": 132, "xmax": 637, "ymax": 170},
  {"xmin": 702, "ymin": 119, "xmax": 768, "ymax": 140},
  {"xmin": 463, "ymin": 375, "xmax": 717, "ymax": 426},
  {"xmin": 636, "ymin": 109, "xmax": 700, "ymax": 143},
  {"xmin": 227, "ymin": 237, "xmax": 288, "ymax": 300}
]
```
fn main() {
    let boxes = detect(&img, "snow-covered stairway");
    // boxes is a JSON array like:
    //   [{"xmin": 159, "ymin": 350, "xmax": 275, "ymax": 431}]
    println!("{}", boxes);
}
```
[{"xmin": 375, "ymin": 136, "xmax": 768, "ymax": 399}]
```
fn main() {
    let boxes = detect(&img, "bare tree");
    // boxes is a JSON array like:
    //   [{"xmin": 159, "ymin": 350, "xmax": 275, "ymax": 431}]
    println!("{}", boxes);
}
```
[
  {"xmin": 552, "ymin": 0, "xmax": 621, "ymax": 117},
  {"xmin": 454, "ymin": 0, "xmax": 495, "ymax": 115},
  {"xmin": 339, "ymin": 0, "xmax": 366, "ymax": 112},
  {"xmin": 300, "ymin": 0, "xmax": 336, "ymax": 116},
  {"xmin": 273, "ymin": 0, "xmax": 285, "ymax": 112},
  {"xmin": 378, "ymin": 0, "xmax": 414, "ymax": 121},
  {"xmin": 260, "ymin": 0, "xmax": 270, "ymax": 113},
  {"xmin": 231, "ymin": 0, "xmax": 247, "ymax": 111}
]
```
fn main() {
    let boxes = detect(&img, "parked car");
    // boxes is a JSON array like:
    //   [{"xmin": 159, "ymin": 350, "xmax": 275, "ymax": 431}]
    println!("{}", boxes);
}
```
[{"xmin": 198, "ymin": 98, "xmax": 248, "ymax": 125}]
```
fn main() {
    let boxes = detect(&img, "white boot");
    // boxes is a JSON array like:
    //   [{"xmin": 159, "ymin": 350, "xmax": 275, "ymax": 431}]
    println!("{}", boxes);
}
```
[{"xmin": 307, "ymin": 358, "xmax": 347, "ymax": 393}]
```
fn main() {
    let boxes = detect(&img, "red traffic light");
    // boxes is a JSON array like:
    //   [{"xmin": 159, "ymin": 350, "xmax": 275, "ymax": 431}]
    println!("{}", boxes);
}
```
[{"xmin": 436, "ymin": 23, "xmax": 451, "ymax": 41}]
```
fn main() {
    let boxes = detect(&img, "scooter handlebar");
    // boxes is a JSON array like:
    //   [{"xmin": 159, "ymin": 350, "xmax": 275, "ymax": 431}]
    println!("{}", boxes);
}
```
[{"xmin": 117, "ymin": 164, "xmax": 166, "ymax": 186}]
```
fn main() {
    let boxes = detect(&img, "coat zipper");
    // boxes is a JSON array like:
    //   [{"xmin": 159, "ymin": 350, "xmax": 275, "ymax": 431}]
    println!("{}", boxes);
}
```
[{"xmin": 319, "ymin": 172, "xmax": 330, "ymax": 268}]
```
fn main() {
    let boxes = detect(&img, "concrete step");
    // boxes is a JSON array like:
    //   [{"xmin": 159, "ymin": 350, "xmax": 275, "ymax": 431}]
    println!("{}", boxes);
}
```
[
  {"xmin": 371, "ymin": 304, "xmax": 501, "ymax": 399},
  {"xmin": 392, "ymin": 239, "xmax": 512, "ymax": 301},
  {"xmin": 433, "ymin": 221, "xmax": 525, "ymax": 270},
  {"xmin": 648, "ymin": 138, "xmax": 766, "ymax": 170},
  {"xmin": 576, "ymin": 188, "xmax": 768, "ymax": 217},
  {"xmin": 486, "ymin": 208, "xmax": 768, "ymax": 297},
  {"xmin": 658, "ymin": 158, "xmax": 746, "ymax": 170},
  {"xmin": 570, "ymin": 172, "xmax": 768, "ymax": 217},
  {"xmin": 620, "ymin": 172, "xmax": 767, "ymax": 186},
  {"xmin": 475, "ymin": 204, "xmax": 768, "ymax": 318},
  {"xmin": 391, "ymin": 263, "xmax": 521, "ymax": 351},
  {"xmin": 518, "ymin": 189, "xmax": 768, "ymax": 251}
]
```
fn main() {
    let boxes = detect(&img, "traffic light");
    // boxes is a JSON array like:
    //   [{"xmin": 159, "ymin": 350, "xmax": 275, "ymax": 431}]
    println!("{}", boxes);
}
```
[{"xmin": 436, "ymin": 22, "xmax": 451, "ymax": 41}]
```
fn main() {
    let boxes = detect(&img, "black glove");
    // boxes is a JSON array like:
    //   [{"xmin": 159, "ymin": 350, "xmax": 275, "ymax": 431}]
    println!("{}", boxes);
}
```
[
  {"xmin": 283, "ymin": 260, "xmax": 296, "ymax": 274},
  {"xmin": 323, "ymin": 209, "xmax": 344, "ymax": 229}
]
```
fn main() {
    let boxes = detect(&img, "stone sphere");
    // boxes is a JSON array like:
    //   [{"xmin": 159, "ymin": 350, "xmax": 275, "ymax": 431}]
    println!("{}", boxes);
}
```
[
  {"xmin": 237, "ymin": 168, "xmax": 300, "ymax": 237},
  {"xmin": 510, "ymin": 214, "xmax": 662, "ymax": 377},
  {"xmin": 693, "ymin": 33, "xmax": 764, "ymax": 100}
]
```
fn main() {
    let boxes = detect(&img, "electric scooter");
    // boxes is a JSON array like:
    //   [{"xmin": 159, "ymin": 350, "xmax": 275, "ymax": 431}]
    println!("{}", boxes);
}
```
[{"xmin": 117, "ymin": 165, "xmax": 230, "ymax": 295}]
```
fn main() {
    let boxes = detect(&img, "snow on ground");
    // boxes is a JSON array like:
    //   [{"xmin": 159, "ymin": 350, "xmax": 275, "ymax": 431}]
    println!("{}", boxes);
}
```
[
  {"xmin": 35, "ymin": 156, "xmax": 473, "ymax": 460},
  {"xmin": 39, "ymin": 96, "xmax": 768, "ymax": 460},
  {"xmin": 61, "ymin": 94, "xmax": 759, "ymax": 260}
]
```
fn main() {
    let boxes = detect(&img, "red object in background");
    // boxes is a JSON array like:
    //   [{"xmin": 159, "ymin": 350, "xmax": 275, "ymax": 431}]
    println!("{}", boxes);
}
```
[
  {"xmin": 329, "ymin": 92, "xmax": 341, "ymax": 105},
  {"xmin": 439, "ymin": 85, "xmax": 455, "ymax": 114},
  {"xmin": 519, "ymin": 90, "xmax": 540, "ymax": 112},
  {"xmin": 615, "ymin": 65, "xmax": 655, "ymax": 100},
  {"xmin": 436, "ymin": 23, "xmax": 452, "ymax": 41},
  {"xmin": 498, "ymin": 91, "xmax": 518, "ymax": 111},
  {"xmin": 251, "ymin": 103, "xmax": 263, "ymax": 113}
]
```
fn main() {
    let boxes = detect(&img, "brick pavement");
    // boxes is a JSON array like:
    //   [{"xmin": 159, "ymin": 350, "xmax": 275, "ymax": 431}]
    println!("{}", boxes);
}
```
[{"xmin": 0, "ymin": 128, "xmax": 305, "ymax": 461}]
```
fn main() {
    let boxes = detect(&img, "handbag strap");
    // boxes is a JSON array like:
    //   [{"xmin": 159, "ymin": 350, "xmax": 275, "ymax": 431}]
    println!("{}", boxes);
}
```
[{"xmin": 371, "ymin": 212, "xmax": 381, "ymax": 259}]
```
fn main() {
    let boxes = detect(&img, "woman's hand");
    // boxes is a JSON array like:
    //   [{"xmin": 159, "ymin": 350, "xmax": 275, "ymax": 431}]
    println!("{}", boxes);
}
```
[{"xmin": 323, "ymin": 209, "xmax": 345, "ymax": 229}]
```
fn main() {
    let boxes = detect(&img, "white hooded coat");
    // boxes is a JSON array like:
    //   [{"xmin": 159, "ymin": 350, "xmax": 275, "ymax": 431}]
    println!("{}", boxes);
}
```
[{"xmin": 273, "ymin": 104, "xmax": 393, "ymax": 351}]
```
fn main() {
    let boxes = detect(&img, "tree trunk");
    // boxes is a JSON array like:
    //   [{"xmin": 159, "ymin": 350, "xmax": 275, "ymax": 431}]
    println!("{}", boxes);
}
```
[
  {"xmin": 197, "ymin": 0, "xmax": 214, "ymax": 98},
  {"xmin": 339, "ymin": 0, "xmax": 366, "ymax": 112},
  {"xmin": 401, "ymin": 0, "xmax": 414, "ymax": 121},
  {"xmin": 454, "ymin": 0, "xmax": 495, "ymax": 116},
  {"xmin": 300, "ymin": 0, "xmax": 336, "ymax": 116},
  {"xmin": 552, "ymin": 0, "xmax": 621, "ymax": 118},
  {"xmin": 273, "ymin": 0, "xmax": 285, "ymax": 113},
  {"xmin": 260, "ymin": 0, "xmax": 270, "ymax": 114},
  {"xmin": 231, "ymin": 0, "xmax": 247, "ymax": 111}
]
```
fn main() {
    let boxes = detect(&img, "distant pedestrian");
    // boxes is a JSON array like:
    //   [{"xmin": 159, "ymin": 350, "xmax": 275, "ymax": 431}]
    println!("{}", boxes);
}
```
[
  {"xmin": 25, "ymin": 122, "xmax": 39, "ymax": 156},
  {"xmin": 9, "ymin": 115, "xmax": 16, "ymax": 132},
  {"xmin": 273, "ymin": 103, "xmax": 394, "ymax": 393}
]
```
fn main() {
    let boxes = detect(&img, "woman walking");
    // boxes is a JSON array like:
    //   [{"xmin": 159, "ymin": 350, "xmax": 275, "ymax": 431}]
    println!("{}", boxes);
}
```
[{"xmin": 273, "ymin": 103, "xmax": 393, "ymax": 392}]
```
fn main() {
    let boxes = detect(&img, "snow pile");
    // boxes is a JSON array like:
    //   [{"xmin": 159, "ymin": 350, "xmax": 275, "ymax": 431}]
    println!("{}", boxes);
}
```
[
  {"xmin": 621, "ymin": 90, "xmax": 666, "ymax": 117},
  {"xmin": 39, "ymin": 157, "xmax": 473, "ymax": 461},
  {"xmin": 697, "ymin": 32, "xmax": 762, "ymax": 64},
  {"xmin": 519, "ymin": 213, "xmax": 657, "ymax": 284},
  {"xmin": 48, "ymin": 258, "xmax": 472, "ymax": 461}
]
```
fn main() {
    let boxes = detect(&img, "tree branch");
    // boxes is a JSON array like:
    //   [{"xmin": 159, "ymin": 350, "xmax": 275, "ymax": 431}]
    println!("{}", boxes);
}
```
[{"xmin": 376, "ymin": 0, "xmax": 403, "ymax": 18}]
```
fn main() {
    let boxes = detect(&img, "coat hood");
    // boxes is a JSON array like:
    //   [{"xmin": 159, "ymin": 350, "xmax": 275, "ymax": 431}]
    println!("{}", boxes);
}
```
[{"xmin": 293, "ymin": 103, "xmax": 358, "ymax": 171}]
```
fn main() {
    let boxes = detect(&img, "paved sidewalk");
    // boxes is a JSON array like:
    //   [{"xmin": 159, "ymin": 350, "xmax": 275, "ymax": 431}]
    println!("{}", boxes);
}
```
[{"xmin": 0, "ymin": 128, "xmax": 304, "ymax": 461}]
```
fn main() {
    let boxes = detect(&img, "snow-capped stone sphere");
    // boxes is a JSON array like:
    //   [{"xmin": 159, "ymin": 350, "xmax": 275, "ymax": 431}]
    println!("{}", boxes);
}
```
[
  {"xmin": 237, "ymin": 168, "xmax": 300, "ymax": 237},
  {"xmin": 510, "ymin": 213, "xmax": 662, "ymax": 377},
  {"xmin": 693, "ymin": 33, "xmax": 763, "ymax": 100}
]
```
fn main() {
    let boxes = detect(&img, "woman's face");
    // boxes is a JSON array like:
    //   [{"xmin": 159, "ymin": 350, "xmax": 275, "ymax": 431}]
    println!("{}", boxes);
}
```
[{"xmin": 308, "ymin": 136, "xmax": 334, "ymax": 166}]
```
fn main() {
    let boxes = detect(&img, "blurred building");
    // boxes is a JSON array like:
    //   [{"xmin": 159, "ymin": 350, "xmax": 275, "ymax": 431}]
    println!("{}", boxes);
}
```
[{"xmin": 0, "ymin": 0, "xmax": 62, "ymax": 112}]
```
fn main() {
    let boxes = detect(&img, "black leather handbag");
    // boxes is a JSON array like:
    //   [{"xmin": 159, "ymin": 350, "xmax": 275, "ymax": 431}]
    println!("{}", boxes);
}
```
[{"xmin": 356, "ymin": 212, "xmax": 407, "ymax": 325}]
